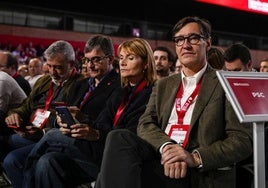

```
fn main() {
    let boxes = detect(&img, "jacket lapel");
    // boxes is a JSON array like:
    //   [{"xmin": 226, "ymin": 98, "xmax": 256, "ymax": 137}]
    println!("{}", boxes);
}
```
[
  {"xmin": 161, "ymin": 74, "xmax": 182, "ymax": 129},
  {"xmin": 190, "ymin": 66, "xmax": 218, "ymax": 127}
]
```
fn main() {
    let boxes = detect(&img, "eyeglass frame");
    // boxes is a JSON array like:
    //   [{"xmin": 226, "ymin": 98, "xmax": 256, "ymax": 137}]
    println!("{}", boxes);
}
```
[
  {"xmin": 172, "ymin": 33, "xmax": 207, "ymax": 46},
  {"xmin": 82, "ymin": 55, "xmax": 110, "ymax": 65}
]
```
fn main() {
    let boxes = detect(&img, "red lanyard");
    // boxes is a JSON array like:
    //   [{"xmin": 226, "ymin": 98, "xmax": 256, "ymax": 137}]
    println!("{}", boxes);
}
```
[
  {"xmin": 113, "ymin": 80, "xmax": 147, "ymax": 127},
  {"xmin": 12, "ymin": 72, "xmax": 19, "ymax": 79},
  {"xmin": 44, "ymin": 68, "xmax": 78, "ymax": 111},
  {"xmin": 175, "ymin": 78, "xmax": 202, "ymax": 124},
  {"xmin": 45, "ymin": 83, "xmax": 56, "ymax": 110}
]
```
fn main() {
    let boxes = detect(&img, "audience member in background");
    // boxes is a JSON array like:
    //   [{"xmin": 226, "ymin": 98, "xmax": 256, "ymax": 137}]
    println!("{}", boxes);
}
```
[
  {"xmin": 41, "ymin": 62, "xmax": 49, "ymax": 75},
  {"xmin": 207, "ymin": 46, "xmax": 225, "ymax": 70},
  {"xmin": 24, "ymin": 58, "xmax": 44, "ymax": 89},
  {"xmin": 174, "ymin": 56, "xmax": 183, "ymax": 73},
  {"xmin": 4, "ymin": 35, "xmax": 120, "ymax": 188},
  {"xmin": 22, "ymin": 37, "xmax": 157, "ymax": 188},
  {"xmin": 95, "ymin": 16, "xmax": 253, "ymax": 188},
  {"xmin": 259, "ymin": 58, "xmax": 268, "ymax": 72},
  {"xmin": 0, "ymin": 51, "xmax": 32, "ymax": 95},
  {"xmin": 224, "ymin": 43, "xmax": 253, "ymax": 72},
  {"xmin": 25, "ymin": 42, "xmax": 37, "ymax": 58},
  {"xmin": 0, "ymin": 71, "xmax": 27, "ymax": 160},
  {"xmin": 81, "ymin": 62, "xmax": 91, "ymax": 78},
  {"xmin": 11, "ymin": 43, "xmax": 22, "ymax": 61},
  {"xmin": 153, "ymin": 46, "xmax": 175, "ymax": 79},
  {"xmin": 112, "ymin": 57, "xmax": 120, "ymax": 73},
  {"xmin": 223, "ymin": 42, "xmax": 254, "ymax": 188},
  {"xmin": 2, "ymin": 40, "xmax": 84, "ymax": 188},
  {"xmin": 18, "ymin": 64, "xmax": 29, "ymax": 78}
]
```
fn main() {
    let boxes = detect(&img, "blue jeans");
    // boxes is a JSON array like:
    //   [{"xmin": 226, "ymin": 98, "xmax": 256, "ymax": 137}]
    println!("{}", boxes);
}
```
[
  {"xmin": 1, "ymin": 132, "xmax": 35, "ymax": 161},
  {"xmin": 22, "ymin": 129, "xmax": 99, "ymax": 188},
  {"xmin": 3, "ymin": 144, "xmax": 36, "ymax": 188},
  {"xmin": 7, "ymin": 133, "xmax": 36, "ymax": 149},
  {"xmin": 2, "ymin": 133, "xmax": 37, "ymax": 188}
]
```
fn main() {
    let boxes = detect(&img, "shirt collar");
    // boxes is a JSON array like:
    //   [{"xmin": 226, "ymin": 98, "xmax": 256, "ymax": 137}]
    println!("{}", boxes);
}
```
[{"xmin": 181, "ymin": 63, "xmax": 207, "ymax": 87}]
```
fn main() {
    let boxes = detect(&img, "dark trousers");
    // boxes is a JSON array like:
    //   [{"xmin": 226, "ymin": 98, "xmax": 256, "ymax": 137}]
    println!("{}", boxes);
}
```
[
  {"xmin": 22, "ymin": 128, "xmax": 99, "ymax": 188},
  {"xmin": 95, "ymin": 129, "xmax": 189, "ymax": 188}
]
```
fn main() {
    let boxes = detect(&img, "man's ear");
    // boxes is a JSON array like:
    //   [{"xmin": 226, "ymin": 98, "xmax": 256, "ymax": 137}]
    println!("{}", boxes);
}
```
[
  {"xmin": 206, "ymin": 37, "xmax": 212, "ymax": 51},
  {"xmin": 107, "ymin": 55, "xmax": 115, "ymax": 65}
]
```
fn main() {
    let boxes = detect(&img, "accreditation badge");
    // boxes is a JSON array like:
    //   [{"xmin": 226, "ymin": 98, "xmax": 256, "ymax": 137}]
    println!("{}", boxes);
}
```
[
  {"xmin": 30, "ymin": 108, "xmax": 51, "ymax": 129},
  {"xmin": 168, "ymin": 124, "xmax": 190, "ymax": 148}
]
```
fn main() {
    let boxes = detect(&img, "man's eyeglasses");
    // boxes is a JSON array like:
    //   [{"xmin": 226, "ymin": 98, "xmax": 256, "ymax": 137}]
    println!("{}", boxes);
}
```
[
  {"xmin": 82, "ymin": 55, "xmax": 109, "ymax": 65},
  {"xmin": 173, "ymin": 34, "xmax": 206, "ymax": 46}
]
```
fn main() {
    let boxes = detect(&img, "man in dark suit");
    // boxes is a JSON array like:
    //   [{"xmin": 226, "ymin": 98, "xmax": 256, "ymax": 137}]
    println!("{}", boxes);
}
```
[
  {"xmin": 95, "ymin": 16, "xmax": 253, "ymax": 188},
  {"xmin": 0, "ymin": 51, "xmax": 32, "ymax": 95}
]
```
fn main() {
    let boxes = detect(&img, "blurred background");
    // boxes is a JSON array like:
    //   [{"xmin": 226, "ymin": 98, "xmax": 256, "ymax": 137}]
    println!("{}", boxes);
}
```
[{"xmin": 1, "ymin": 0, "xmax": 268, "ymax": 68}]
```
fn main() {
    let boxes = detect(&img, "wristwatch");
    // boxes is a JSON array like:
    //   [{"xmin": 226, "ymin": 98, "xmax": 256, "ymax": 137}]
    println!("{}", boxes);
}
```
[{"xmin": 192, "ymin": 151, "xmax": 203, "ymax": 168}]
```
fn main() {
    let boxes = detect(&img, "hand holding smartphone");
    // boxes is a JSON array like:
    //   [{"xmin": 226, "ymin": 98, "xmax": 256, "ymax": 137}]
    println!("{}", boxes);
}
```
[{"xmin": 55, "ymin": 106, "xmax": 76, "ymax": 128}]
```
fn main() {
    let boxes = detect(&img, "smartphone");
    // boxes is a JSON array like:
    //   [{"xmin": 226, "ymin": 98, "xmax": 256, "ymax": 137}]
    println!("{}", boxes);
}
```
[
  {"xmin": 55, "ymin": 106, "xmax": 76, "ymax": 128},
  {"xmin": 8, "ymin": 124, "xmax": 27, "ymax": 131}
]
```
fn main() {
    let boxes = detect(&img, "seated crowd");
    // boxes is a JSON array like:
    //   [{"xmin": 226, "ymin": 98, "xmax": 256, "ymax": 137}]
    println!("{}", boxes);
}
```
[{"xmin": 2, "ymin": 15, "xmax": 268, "ymax": 188}]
